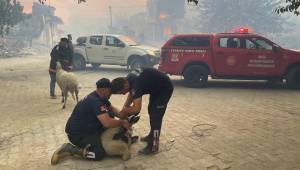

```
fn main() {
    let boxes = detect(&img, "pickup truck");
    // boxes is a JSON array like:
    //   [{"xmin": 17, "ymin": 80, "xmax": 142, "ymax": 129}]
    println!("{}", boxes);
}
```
[
  {"xmin": 158, "ymin": 29, "xmax": 300, "ymax": 88},
  {"xmin": 73, "ymin": 34, "xmax": 160, "ymax": 70}
]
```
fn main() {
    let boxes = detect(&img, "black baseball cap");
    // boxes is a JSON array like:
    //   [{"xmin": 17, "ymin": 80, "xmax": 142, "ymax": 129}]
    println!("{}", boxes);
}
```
[
  {"xmin": 96, "ymin": 78, "xmax": 111, "ymax": 88},
  {"xmin": 60, "ymin": 37, "xmax": 68, "ymax": 42}
]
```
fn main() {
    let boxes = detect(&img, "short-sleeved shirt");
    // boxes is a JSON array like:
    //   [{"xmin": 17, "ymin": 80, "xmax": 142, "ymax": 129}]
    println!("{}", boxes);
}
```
[
  {"xmin": 65, "ymin": 91, "xmax": 111, "ymax": 135},
  {"xmin": 127, "ymin": 68, "xmax": 173, "ymax": 99}
]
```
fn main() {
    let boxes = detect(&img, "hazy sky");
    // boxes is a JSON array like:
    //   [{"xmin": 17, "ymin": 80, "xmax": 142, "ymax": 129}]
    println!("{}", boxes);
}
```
[
  {"xmin": 18, "ymin": 0, "xmax": 300, "ymax": 44},
  {"xmin": 19, "ymin": 0, "xmax": 147, "ymax": 38}
]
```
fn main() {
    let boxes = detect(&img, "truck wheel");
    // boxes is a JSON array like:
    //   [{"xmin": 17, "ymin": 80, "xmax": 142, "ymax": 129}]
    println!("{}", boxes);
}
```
[
  {"xmin": 91, "ymin": 63, "xmax": 100, "ymax": 69},
  {"xmin": 183, "ymin": 65, "xmax": 208, "ymax": 88},
  {"xmin": 73, "ymin": 54, "xmax": 86, "ymax": 71},
  {"xmin": 286, "ymin": 66, "xmax": 300, "ymax": 89},
  {"xmin": 130, "ymin": 58, "xmax": 145, "ymax": 71}
]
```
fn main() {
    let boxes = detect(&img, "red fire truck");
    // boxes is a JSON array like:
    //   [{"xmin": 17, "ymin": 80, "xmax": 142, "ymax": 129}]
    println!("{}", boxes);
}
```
[{"xmin": 158, "ymin": 28, "xmax": 300, "ymax": 88}]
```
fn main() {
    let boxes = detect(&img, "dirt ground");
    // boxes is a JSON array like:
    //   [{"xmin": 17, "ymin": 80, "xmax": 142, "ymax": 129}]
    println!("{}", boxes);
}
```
[{"xmin": 0, "ymin": 54, "xmax": 299, "ymax": 170}]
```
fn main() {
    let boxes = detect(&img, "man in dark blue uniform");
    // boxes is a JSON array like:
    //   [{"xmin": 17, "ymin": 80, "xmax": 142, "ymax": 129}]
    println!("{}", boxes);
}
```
[
  {"xmin": 51, "ymin": 78, "xmax": 131, "ymax": 165},
  {"xmin": 111, "ymin": 68, "xmax": 173, "ymax": 155}
]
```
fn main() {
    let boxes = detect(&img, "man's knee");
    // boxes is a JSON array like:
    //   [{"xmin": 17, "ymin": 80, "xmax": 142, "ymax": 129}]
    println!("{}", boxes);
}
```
[
  {"xmin": 80, "ymin": 135, "xmax": 106, "ymax": 161},
  {"xmin": 85, "ymin": 149, "xmax": 106, "ymax": 161}
]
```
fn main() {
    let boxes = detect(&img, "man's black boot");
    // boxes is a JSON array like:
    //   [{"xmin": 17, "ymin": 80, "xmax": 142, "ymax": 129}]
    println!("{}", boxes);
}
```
[
  {"xmin": 139, "ymin": 130, "xmax": 160, "ymax": 154},
  {"xmin": 51, "ymin": 143, "xmax": 85, "ymax": 165},
  {"xmin": 139, "ymin": 131, "xmax": 159, "ymax": 154},
  {"xmin": 138, "ymin": 140, "xmax": 159, "ymax": 155}
]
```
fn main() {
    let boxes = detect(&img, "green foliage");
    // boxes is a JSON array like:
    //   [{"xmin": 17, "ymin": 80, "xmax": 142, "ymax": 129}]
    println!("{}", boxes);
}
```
[
  {"xmin": 187, "ymin": 0, "xmax": 299, "ymax": 16},
  {"xmin": 195, "ymin": 0, "xmax": 289, "ymax": 34},
  {"xmin": 276, "ymin": 0, "xmax": 300, "ymax": 16},
  {"xmin": 38, "ymin": 0, "xmax": 86, "ymax": 4},
  {"xmin": 0, "ymin": 0, "xmax": 25, "ymax": 36},
  {"xmin": 16, "ymin": 15, "xmax": 44, "ymax": 40},
  {"xmin": 187, "ymin": 0, "xmax": 199, "ymax": 5},
  {"xmin": 14, "ymin": 9, "xmax": 63, "ymax": 43}
]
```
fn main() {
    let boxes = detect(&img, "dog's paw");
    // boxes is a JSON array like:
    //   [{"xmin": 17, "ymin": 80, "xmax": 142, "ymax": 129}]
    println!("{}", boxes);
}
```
[{"xmin": 122, "ymin": 152, "xmax": 131, "ymax": 161}]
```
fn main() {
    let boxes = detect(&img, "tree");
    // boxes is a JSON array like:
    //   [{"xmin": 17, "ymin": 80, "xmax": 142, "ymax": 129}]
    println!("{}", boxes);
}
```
[
  {"xmin": 276, "ymin": 0, "xmax": 300, "ymax": 16},
  {"xmin": 13, "ymin": 6, "xmax": 63, "ymax": 47},
  {"xmin": 194, "ymin": 0, "xmax": 289, "ymax": 34},
  {"xmin": 187, "ymin": 0, "xmax": 199, "ymax": 5},
  {"xmin": 15, "ymin": 15, "xmax": 44, "ymax": 47},
  {"xmin": 0, "ymin": 0, "xmax": 25, "ymax": 36},
  {"xmin": 38, "ymin": 0, "xmax": 86, "ymax": 4},
  {"xmin": 188, "ymin": 0, "xmax": 300, "ymax": 16}
]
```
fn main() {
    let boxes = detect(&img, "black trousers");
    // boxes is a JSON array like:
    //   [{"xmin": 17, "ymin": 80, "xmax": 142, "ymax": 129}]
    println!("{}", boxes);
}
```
[
  {"xmin": 147, "ymin": 85, "xmax": 174, "ymax": 142},
  {"xmin": 67, "ymin": 133, "xmax": 106, "ymax": 160},
  {"xmin": 49, "ymin": 71, "xmax": 56, "ymax": 96}
]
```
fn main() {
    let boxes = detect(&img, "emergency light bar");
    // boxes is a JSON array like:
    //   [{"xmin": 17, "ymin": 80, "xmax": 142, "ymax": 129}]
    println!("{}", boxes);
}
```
[{"xmin": 234, "ymin": 27, "xmax": 249, "ymax": 33}]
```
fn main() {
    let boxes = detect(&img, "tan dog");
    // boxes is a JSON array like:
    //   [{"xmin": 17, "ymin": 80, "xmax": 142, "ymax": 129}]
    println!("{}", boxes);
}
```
[
  {"xmin": 101, "ymin": 127, "xmax": 133, "ymax": 160},
  {"xmin": 101, "ymin": 115, "xmax": 139, "ymax": 160},
  {"xmin": 56, "ymin": 62, "xmax": 79, "ymax": 109}
]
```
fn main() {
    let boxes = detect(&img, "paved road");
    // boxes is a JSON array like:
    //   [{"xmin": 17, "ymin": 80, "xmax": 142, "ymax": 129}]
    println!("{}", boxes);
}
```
[{"xmin": 0, "ymin": 55, "xmax": 299, "ymax": 170}]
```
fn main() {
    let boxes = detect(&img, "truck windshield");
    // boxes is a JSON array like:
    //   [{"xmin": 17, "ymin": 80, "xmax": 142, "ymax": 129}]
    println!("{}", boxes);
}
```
[{"xmin": 119, "ymin": 35, "xmax": 138, "ymax": 46}]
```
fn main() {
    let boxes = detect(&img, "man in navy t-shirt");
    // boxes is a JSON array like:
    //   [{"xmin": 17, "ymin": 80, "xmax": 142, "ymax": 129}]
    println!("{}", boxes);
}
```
[
  {"xmin": 111, "ymin": 68, "xmax": 173, "ymax": 155},
  {"xmin": 51, "ymin": 78, "xmax": 131, "ymax": 165}
]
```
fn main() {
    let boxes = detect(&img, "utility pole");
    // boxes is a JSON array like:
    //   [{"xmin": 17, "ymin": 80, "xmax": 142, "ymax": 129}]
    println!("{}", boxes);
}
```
[
  {"xmin": 49, "ymin": 0, "xmax": 53, "ymax": 47},
  {"xmin": 109, "ymin": 6, "xmax": 112, "ymax": 33}
]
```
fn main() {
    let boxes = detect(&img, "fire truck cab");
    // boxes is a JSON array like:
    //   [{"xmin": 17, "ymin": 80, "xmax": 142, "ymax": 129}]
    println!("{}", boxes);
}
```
[{"xmin": 158, "ymin": 29, "xmax": 300, "ymax": 88}]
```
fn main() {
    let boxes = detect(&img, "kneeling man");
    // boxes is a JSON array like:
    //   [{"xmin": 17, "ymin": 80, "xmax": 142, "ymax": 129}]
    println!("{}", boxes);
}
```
[{"xmin": 51, "ymin": 78, "xmax": 130, "ymax": 164}]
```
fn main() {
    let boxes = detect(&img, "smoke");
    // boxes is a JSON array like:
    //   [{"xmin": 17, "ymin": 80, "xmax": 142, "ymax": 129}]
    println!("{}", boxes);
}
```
[{"xmin": 19, "ymin": 0, "xmax": 147, "ymax": 40}]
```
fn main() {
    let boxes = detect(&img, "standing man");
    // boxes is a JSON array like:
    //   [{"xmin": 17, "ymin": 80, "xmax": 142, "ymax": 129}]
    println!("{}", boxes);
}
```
[
  {"xmin": 67, "ymin": 34, "xmax": 74, "ymax": 68},
  {"xmin": 51, "ymin": 78, "xmax": 131, "ymax": 165},
  {"xmin": 49, "ymin": 38, "xmax": 70, "ymax": 98},
  {"xmin": 111, "ymin": 68, "xmax": 173, "ymax": 155}
]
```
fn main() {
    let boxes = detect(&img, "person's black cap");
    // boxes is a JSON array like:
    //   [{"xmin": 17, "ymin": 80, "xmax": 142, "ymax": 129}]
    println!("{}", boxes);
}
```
[
  {"xmin": 96, "ymin": 78, "xmax": 111, "ymax": 88},
  {"xmin": 60, "ymin": 37, "xmax": 68, "ymax": 42}
]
